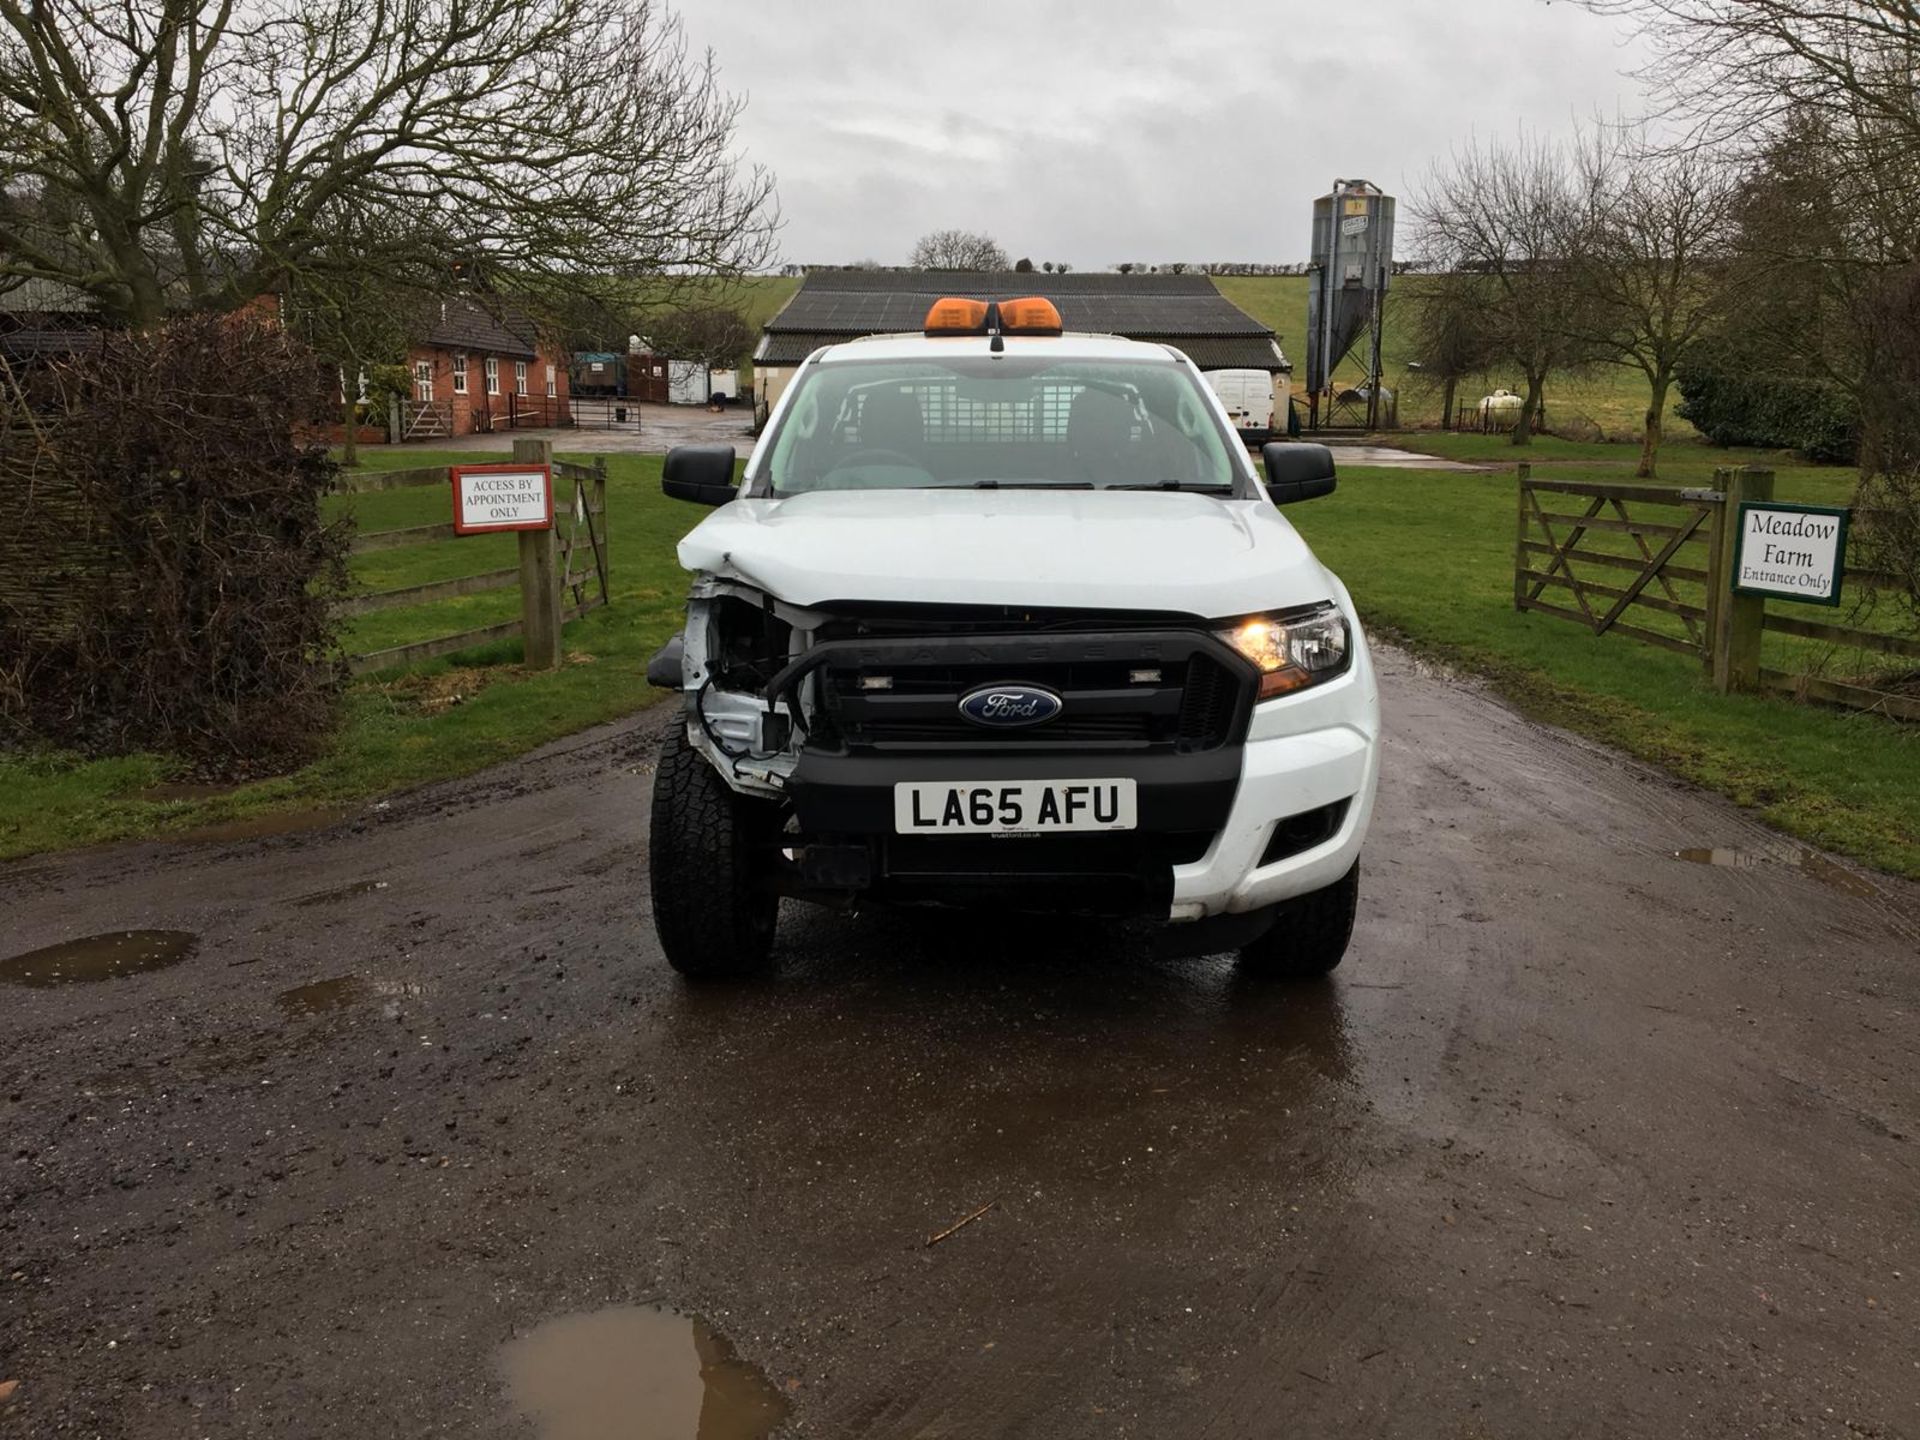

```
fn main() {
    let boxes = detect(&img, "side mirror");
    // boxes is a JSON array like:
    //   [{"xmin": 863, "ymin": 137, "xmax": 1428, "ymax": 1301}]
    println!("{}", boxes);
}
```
[
  {"xmin": 663, "ymin": 444, "xmax": 740, "ymax": 506},
  {"xmin": 1261, "ymin": 442, "xmax": 1338, "ymax": 504}
]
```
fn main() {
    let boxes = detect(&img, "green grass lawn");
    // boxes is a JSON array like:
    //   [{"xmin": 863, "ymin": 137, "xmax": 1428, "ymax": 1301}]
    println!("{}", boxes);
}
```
[
  {"xmin": 0, "ymin": 448, "xmax": 706, "ymax": 859},
  {"xmin": 1291, "ymin": 440, "xmax": 1920, "ymax": 878}
]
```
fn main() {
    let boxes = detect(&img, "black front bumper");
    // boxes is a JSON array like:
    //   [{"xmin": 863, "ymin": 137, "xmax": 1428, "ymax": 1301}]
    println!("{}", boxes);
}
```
[
  {"xmin": 790, "ymin": 748, "xmax": 1242, "ymax": 835},
  {"xmin": 787, "ymin": 711, "xmax": 1246, "ymax": 918}
]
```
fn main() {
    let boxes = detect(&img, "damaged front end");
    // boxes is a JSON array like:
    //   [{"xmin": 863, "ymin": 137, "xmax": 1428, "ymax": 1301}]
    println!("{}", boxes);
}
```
[
  {"xmin": 650, "ymin": 576, "xmax": 823, "ymax": 797},
  {"xmin": 650, "ymin": 582, "xmax": 1262, "ymax": 923}
]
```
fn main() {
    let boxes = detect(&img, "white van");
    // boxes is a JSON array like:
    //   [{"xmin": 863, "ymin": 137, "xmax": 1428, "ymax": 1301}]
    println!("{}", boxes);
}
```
[{"xmin": 1205, "ymin": 369, "xmax": 1276, "ymax": 443}]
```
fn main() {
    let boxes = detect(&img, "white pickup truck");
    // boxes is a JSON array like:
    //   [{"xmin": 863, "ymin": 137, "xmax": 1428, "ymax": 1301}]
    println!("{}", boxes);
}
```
[{"xmin": 647, "ymin": 297, "xmax": 1380, "ymax": 982}]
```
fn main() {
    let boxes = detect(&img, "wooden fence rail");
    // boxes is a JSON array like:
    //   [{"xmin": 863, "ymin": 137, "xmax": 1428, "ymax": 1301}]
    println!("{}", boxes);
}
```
[
  {"xmin": 338, "ymin": 444, "xmax": 608, "ymax": 676},
  {"xmin": 1514, "ymin": 463, "xmax": 1918, "ymax": 723}
]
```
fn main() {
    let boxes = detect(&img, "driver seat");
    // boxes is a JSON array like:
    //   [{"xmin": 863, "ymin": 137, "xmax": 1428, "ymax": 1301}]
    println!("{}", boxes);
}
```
[
  {"xmin": 858, "ymin": 387, "xmax": 924, "ymax": 452},
  {"xmin": 1065, "ymin": 386, "xmax": 1138, "ymax": 483}
]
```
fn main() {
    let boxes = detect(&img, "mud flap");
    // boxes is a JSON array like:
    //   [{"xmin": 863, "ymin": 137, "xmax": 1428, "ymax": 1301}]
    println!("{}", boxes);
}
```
[{"xmin": 646, "ymin": 633, "xmax": 685, "ymax": 689}]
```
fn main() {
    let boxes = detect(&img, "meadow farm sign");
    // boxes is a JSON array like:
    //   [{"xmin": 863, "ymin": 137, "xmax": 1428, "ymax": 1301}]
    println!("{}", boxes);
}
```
[{"xmin": 1734, "ymin": 503, "xmax": 1850, "ymax": 607}]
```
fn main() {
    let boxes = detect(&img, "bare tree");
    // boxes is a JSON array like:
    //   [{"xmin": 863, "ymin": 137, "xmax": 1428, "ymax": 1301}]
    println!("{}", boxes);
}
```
[
  {"xmin": 0, "ymin": 0, "xmax": 777, "ymax": 327},
  {"xmin": 1562, "ymin": 133, "xmax": 1737, "ymax": 475},
  {"xmin": 649, "ymin": 302, "xmax": 756, "ymax": 397},
  {"xmin": 1415, "ymin": 136, "xmax": 1594, "ymax": 445},
  {"xmin": 280, "ymin": 203, "xmax": 443, "ymax": 465},
  {"xmin": 1579, "ymin": 2, "xmax": 1920, "ymax": 158},
  {"xmin": 908, "ymin": 230, "xmax": 1010, "ymax": 271},
  {"xmin": 1405, "ymin": 276, "xmax": 1501, "ymax": 430}
]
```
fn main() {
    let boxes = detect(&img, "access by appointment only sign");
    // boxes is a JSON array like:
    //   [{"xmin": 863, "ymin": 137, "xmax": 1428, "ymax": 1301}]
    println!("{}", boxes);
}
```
[
  {"xmin": 1733, "ymin": 502, "xmax": 1851, "ymax": 607},
  {"xmin": 450, "ymin": 463, "xmax": 553, "ymax": 536}
]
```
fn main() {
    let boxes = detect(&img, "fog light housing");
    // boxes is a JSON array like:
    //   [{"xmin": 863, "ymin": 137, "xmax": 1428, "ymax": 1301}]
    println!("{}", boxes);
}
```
[{"xmin": 1217, "ymin": 604, "xmax": 1351, "ymax": 699}]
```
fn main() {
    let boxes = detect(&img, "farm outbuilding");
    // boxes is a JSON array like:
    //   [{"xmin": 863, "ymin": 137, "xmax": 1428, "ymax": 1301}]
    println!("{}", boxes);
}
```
[{"xmin": 754, "ymin": 270, "xmax": 1291, "ymax": 424}]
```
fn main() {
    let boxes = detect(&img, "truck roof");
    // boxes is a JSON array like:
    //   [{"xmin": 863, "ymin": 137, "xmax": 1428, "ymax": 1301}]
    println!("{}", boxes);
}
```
[{"xmin": 810, "ymin": 332, "xmax": 1187, "ymax": 366}]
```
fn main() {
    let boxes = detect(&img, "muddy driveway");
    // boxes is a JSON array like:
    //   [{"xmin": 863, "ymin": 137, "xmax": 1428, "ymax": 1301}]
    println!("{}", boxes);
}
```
[{"xmin": 2, "ymin": 648, "xmax": 1916, "ymax": 1438}]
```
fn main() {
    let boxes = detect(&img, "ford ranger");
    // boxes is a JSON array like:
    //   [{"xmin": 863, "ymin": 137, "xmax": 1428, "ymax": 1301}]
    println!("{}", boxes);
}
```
[{"xmin": 647, "ymin": 296, "xmax": 1380, "ymax": 981}]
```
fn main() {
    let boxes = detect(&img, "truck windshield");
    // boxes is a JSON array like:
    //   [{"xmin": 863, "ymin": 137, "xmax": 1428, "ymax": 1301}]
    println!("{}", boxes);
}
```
[{"xmin": 757, "ymin": 356, "xmax": 1246, "ymax": 495}]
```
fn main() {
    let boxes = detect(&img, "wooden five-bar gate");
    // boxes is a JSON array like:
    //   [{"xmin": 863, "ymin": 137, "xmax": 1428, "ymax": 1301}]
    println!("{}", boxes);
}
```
[
  {"xmin": 337, "ymin": 439, "xmax": 609, "ymax": 676},
  {"xmin": 1516, "ymin": 464, "xmax": 1920, "ymax": 721}
]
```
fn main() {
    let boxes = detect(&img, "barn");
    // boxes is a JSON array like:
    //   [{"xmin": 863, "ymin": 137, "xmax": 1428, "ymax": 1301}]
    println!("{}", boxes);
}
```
[
  {"xmin": 753, "ymin": 270, "xmax": 1291, "ymax": 425},
  {"xmin": 0, "ymin": 277, "xmax": 114, "ymax": 369}
]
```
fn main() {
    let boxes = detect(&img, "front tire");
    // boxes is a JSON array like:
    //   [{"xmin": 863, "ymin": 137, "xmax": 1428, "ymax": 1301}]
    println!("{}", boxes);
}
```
[
  {"xmin": 1237, "ymin": 862, "xmax": 1359, "ymax": 979},
  {"xmin": 648, "ymin": 720, "xmax": 781, "ymax": 978}
]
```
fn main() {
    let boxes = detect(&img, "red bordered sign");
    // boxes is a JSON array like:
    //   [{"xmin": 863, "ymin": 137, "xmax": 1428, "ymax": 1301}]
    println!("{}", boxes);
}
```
[{"xmin": 450, "ymin": 462, "xmax": 554, "ymax": 535}]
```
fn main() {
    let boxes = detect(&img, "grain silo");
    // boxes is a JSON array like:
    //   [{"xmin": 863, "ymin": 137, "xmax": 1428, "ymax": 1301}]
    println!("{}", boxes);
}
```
[{"xmin": 1306, "ymin": 178, "xmax": 1396, "ymax": 429}]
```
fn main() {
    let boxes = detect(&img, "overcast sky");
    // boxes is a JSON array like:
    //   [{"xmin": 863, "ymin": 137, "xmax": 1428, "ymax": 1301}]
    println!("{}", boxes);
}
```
[{"xmin": 677, "ymin": 0, "xmax": 1657, "ymax": 269}]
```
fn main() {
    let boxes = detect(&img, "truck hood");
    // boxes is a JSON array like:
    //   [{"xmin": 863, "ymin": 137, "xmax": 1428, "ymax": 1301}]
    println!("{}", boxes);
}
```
[{"xmin": 676, "ymin": 489, "xmax": 1336, "ymax": 618}]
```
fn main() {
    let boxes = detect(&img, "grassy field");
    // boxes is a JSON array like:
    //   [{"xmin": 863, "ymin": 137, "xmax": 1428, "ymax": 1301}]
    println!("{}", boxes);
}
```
[
  {"xmin": 0, "ymin": 449, "xmax": 701, "ymax": 859},
  {"xmin": 1211, "ymin": 273, "xmax": 1678, "ymax": 444},
  {"xmin": 1295, "ymin": 434, "xmax": 1919, "ymax": 877},
  {"xmin": 3, "ymin": 429, "xmax": 1913, "ymax": 877}
]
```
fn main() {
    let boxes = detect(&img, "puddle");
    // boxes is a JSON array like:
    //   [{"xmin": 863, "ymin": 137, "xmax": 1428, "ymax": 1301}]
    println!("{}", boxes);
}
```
[
  {"xmin": 135, "ymin": 781, "xmax": 240, "ymax": 804},
  {"xmin": 500, "ymin": 1306, "xmax": 789, "ymax": 1440},
  {"xmin": 172, "ymin": 807, "xmax": 350, "ymax": 843},
  {"xmin": 277, "ymin": 976, "xmax": 368, "ymax": 1016},
  {"xmin": 1675, "ymin": 846, "xmax": 1881, "ymax": 899},
  {"xmin": 276, "ymin": 975, "xmax": 426, "ymax": 1018},
  {"xmin": 291, "ymin": 879, "xmax": 388, "ymax": 907},
  {"xmin": 0, "ymin": 930, "xmax": 197, "ymax": 987}
]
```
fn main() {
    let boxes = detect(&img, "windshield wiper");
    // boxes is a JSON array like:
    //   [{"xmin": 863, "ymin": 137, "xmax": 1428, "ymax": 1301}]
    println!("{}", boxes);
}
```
[
  {"xmin": 929, "ymin": 481, "xmax": 1097, "ymax": 490},
  {"xmin": 1107, "ymin": 480, "xmax": 1236, "ymax": 493}
]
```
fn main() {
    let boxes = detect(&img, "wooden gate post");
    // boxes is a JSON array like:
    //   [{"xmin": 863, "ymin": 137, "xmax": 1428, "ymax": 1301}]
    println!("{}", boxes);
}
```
[
  {"xmin": 513, "ymin": 437, "xmax": 563, "ymax": 670},
  {"xmin": 1512, "ymin": 463, "xmax": 1532, "ymax": 612},
  {"xmin": 1709, "ymin": 465, "xmax": 1774, "ymax": 694}
]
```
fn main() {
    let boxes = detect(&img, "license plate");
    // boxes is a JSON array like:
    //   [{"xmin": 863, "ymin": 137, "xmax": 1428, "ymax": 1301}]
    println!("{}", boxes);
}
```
[{"xmin": 893, "ymin": 779, "xmax": 1137, "ymax": 835}]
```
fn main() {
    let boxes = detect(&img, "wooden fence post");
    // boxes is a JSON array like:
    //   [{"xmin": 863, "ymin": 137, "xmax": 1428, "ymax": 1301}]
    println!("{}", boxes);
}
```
[
  {"xmin": 513, "ymin": 437, "xmax": 563, "ymax": 670},
  {"xmin": 593, "ymin": 456, "xmax": 610, "ymax": 601},
  {"xmin": 1513, "ymin": 463, "xmax": 1531, "ymax": 612},
  {"xmin": 1709, "ymin": 465, "xmax": 1774, "ymax": 693}
]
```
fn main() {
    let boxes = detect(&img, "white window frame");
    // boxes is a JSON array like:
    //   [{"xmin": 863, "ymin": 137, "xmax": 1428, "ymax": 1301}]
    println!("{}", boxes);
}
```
[
  {"xmin": 545, "ymin": 363, "xmax": 557, "ymax": 399},
  {"xmin": 452, "ymin": 353, "xmax": 468, "ymax": 395},
  {"xmin": 413, "ymin": 360, "xmax": 433, "ymax": 403},
  {"xmin": 514, "ymin": 360, "xmax": 528, "ymax": 395},
  {"xmin": 485, "ymin": 356, "xmax": 499, "ymax": 395}
]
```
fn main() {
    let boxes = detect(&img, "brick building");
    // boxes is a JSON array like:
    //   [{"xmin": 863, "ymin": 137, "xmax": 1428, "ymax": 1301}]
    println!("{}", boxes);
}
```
[{"xmin": 398, "ymin": 298, "xmax": 572, "ymax": 440}]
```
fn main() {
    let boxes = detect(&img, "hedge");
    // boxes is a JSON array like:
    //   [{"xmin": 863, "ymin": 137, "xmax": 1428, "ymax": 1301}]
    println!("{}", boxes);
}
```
[
  {"xmin": 0, "ymin": 316, "xmax": 349, "ymax": 767},
  {"xmin": 1675, "ymin": 352, "xmax": 1859, "ymax": 463}
]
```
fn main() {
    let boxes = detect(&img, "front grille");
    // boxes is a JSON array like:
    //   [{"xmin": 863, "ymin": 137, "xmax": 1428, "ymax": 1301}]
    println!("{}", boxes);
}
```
[
  {"xmin": 1177, "ymin": 654, "xmax": 1239, "ymax": 748},
  {"xmin": 809, "ymin": 627, "xmax": 1255, "ymax": 755}
]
